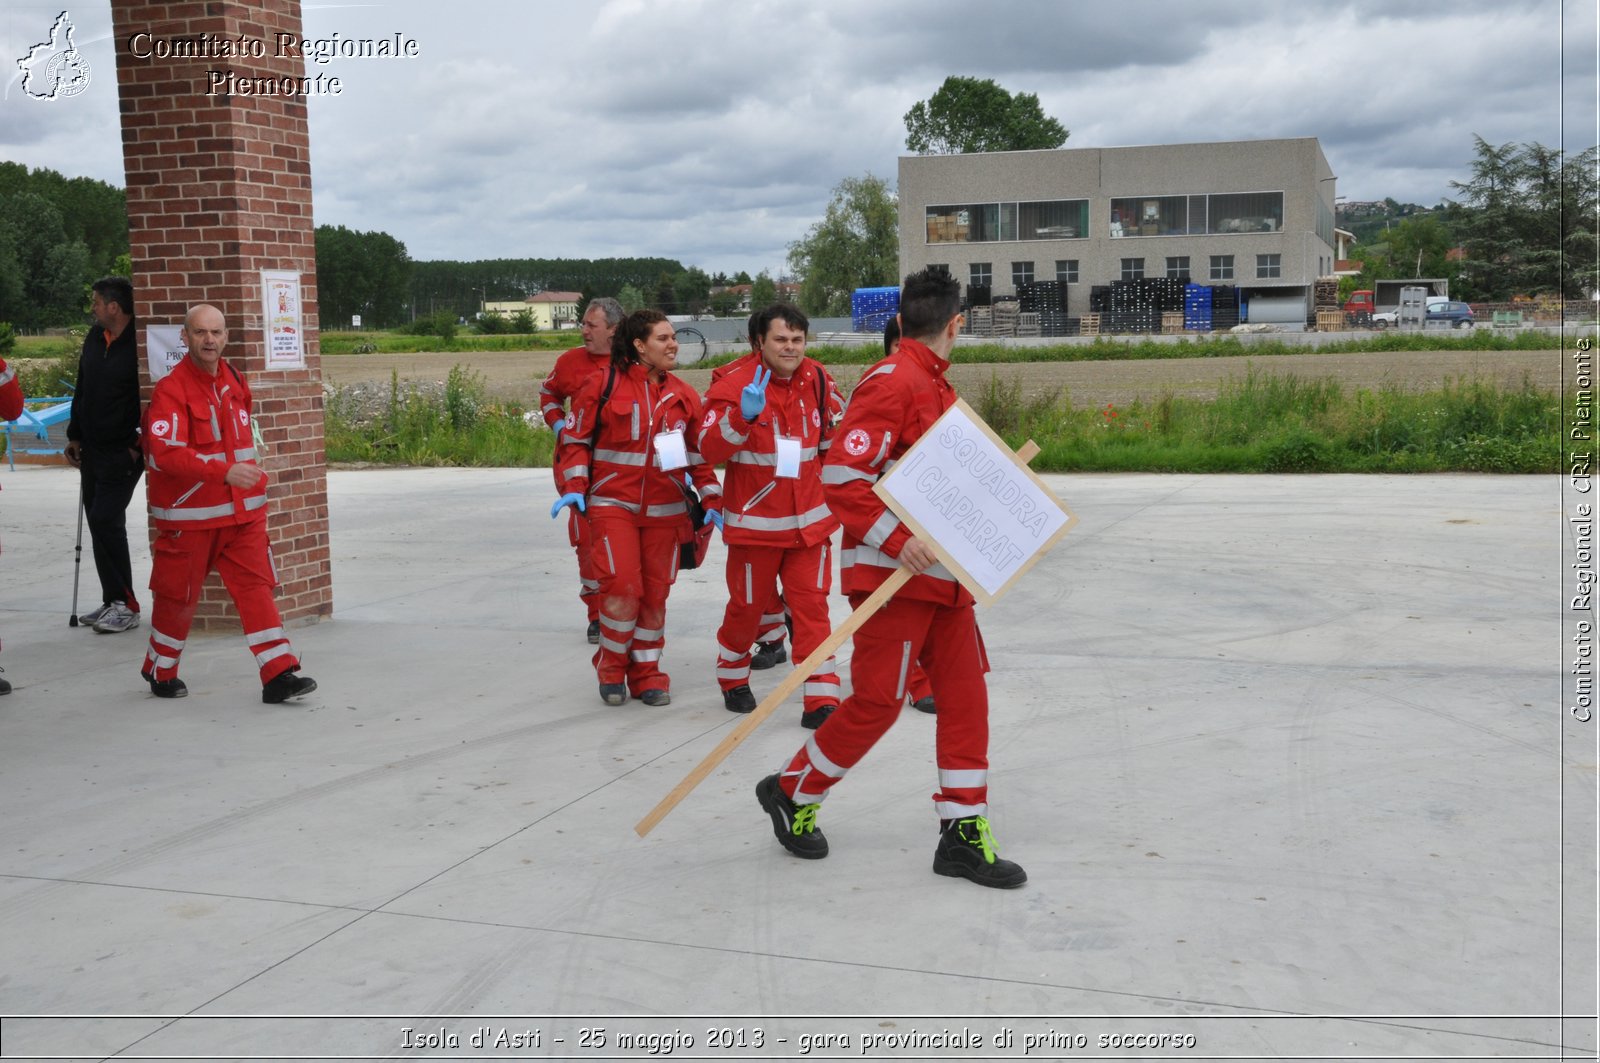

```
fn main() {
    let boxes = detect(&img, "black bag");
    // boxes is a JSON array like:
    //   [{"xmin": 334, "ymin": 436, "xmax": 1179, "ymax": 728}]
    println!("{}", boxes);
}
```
[{"xmin": 678, "ymin": 479, "xmax": 713, "ymax": 570}]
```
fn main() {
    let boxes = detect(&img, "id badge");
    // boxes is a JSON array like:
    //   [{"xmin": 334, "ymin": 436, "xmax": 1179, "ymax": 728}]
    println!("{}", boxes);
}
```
[
  {"xmin": 774, "ymin": 434, "xmax": 802, "ymax": 479},
  {"xmin": 655, "ymin": 428, "xmax": 689, "ymax": 471}
]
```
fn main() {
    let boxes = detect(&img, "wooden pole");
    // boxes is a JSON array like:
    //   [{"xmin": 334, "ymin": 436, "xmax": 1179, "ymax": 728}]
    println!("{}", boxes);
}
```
[{"xmin": 633, "ymin": 439, "xmax": 1040, "ymax": 837}]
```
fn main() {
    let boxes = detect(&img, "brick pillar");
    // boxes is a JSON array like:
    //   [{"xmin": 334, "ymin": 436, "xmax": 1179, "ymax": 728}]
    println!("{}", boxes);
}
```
[{"xmin": 112, "ymin": 2, "xmax": 332, "ymax": 629}]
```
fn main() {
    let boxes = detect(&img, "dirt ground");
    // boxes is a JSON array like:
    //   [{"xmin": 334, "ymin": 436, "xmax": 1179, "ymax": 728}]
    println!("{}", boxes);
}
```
[{"xmin": 321, "ymin": 346, "xmax": 1564, "ymax": 410}]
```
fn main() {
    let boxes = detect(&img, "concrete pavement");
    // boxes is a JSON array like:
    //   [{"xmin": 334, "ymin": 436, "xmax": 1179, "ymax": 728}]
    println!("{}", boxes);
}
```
[{"xmin": 0, "ymin": 465, "xmax": 1587, "ymax": 1060}]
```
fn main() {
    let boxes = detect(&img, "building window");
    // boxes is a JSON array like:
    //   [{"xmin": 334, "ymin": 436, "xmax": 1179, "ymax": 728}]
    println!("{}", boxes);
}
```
[
  {"xmin": 1209, "ymin": 192, "xmax": 1284, "ymax": 234},
  {"xmin": 1256, "ymin": 253, "xmax": 1282, "ymax": 279},
  {"xmin": 1111, "ymin": 195, "xmax": 1190, "ymax": 237},
  {"xmin": 969, "ymin": 262, "xmax": 992, "ymax": 287},
  {"xmin": 1018, "ymin": 200, "xmax": 1089, "ymax": 240},
  {"xmin": 926, "ymin": 199, "xmax": 1086, "ymax": 243},
  {"xmin": 1056, "ymin": 259, "xmax": 1079, "ymax": 283},
  {"xmin": 1011, "ymin": 261, "xmax": 1035, "ymax": 286},
  {"xmin": 1165, "ymin": 256, "xmax": 1190, "ymax": 279},
  {"xmin": 1209, "ymin": 255, "xmax": 1234, "ymax": 281},
  {"xmin": 1120, "ymin": 258, "xmax": 1145, "ymax": 280}
]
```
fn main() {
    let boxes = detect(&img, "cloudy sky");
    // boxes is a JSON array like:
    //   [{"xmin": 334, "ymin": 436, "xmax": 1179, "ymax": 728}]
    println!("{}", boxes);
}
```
[{"xmin": 1, "ymin": 1, "xmax": 1595, "ymax": 277}]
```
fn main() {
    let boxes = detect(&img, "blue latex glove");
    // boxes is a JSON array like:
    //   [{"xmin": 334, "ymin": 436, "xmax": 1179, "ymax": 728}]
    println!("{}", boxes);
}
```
[
  {"xmin": 551, "ymin": 415, "xmax": 566, "ymax": 434},
  {"xmin": 705, "ymin": 508, "xmax": 723, "ymax": 532},
  {"xmin": 550, "ymin": 492, "xmax": 586, "ymax": 518},
  {"xmin": 740, "ymin": 365, "xmax": 772, "ymax": 421}
]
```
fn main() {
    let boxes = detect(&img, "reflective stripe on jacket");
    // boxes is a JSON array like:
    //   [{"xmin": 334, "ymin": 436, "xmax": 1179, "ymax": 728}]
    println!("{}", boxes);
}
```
[
  {"xmin": 697, "ymin": 356, "xmax": 839, "ymax": 548},
  {"xmin": 143, "ymin": 355, "xmax": 268, "ymax": 530},
  {"xmin": 555, "ymin": 362, "xmax": 723, "ymax": 526}
]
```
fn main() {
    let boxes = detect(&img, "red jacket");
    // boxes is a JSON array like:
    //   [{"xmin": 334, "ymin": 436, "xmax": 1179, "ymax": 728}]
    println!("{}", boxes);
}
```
[
  {"xmin": 821, "ymin": 337, "xmax": 970, "ymax": 606},
  {"xmin": 142, "ymin": 355, "xmax": 268, "ymax": 530},
  {"xmin": 0, "ymin": 357, "xmax": 23, "ymax": 496},
  {"xmin": 556, "ymin": 362, "xmax": 723, "ymax": 525},
  {"xmin": 0, "ymin": 358, "xmax": 23, "ymax": 422},
  {"xmin": 539, "ymin": 344, "xmax": 609, "ymax": 429},
  {"xmin": 697, "ymin": 356, "xmax": 839, "ymax": 548}
]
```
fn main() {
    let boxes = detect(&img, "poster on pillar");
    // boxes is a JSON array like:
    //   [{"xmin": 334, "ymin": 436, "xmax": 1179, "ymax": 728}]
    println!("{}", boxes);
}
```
[
  {"xmin": 260, "ymin": 270, "xmax": 306, "ymax": 370},
  {"xmin": 873, "ymin": 398, "xmax": 1076, "ymax": 607},
  {"xmin": 146, "ymin": 325, "xmax": 187, "ymax": 382}
]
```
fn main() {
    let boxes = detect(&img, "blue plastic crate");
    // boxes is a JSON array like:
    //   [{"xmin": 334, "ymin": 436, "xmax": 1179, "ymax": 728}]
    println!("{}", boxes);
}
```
[{"xmin": 851, "ymin": 286, "xmax": 900, "ymax": 331}]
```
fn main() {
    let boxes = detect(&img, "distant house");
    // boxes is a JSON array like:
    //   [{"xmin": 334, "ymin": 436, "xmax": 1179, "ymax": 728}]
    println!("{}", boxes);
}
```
[
  {"xmin": 528, "ymin": 290, "xmax": 582, "ymax": 330},
  {"xmin": 482, "ymin": 290, "xmax": 583, "ymax": 330},
  {"xmin": 709, "ymin": 282, "xmax": 803, "ymax": 313}
]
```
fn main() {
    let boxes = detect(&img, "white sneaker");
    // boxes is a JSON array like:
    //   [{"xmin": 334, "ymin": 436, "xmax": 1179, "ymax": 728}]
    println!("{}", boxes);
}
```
[
  {"xmin": 93, "ymin": 602, "xmax": 141, "ymax": 634},
  {"xmin": 78, "ymin": 602, "xmax": 113, "ymax": 626}
]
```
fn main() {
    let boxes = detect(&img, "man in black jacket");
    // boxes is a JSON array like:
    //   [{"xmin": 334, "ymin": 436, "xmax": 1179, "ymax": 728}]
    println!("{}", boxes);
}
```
[{"xmin": 65, "ymin": 277, "xmax": 144, "ymax": 633}]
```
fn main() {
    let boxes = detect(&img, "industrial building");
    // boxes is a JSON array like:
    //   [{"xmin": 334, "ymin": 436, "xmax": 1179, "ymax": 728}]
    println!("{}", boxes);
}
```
[{"xmin": 897, "ymin": 137, "xmax": 1339, "ymax": 332}]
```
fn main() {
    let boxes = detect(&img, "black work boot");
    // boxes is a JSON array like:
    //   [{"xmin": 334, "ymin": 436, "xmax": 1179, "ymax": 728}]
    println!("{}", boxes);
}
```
[
  {"xmin": 800, "ymin": 703, "xmax": 836, "ymax": 729},
  {"xmin": 262, "ymin": 669, "xmax": 317, "ymax": 704},
  {"xmin": 723, "ymin": 684, "xmax": 757, "ymax": 713},
  {"xmin": 756, "ymin": 774, "xmax": 827, "ymax": 859},
  {"xmin": 750, "ymin": 640, "xmax": 787, "ymax": 670},
  {"xmin": 586, "ymin": 620, "xmax": 600, "ymax": 645},
  {"xmin": 141, "ymin": 668, "xmax": 188, "ymax": 699},
  {"xmin": 933, "ymin": 815, "xmax": 1026, "ymax": 888}
]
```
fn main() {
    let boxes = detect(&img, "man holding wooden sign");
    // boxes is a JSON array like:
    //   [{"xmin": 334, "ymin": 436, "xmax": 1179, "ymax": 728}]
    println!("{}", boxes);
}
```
[{"xmin": 756, "ymin": 268, "xmax": 1072, "ymax": 889}]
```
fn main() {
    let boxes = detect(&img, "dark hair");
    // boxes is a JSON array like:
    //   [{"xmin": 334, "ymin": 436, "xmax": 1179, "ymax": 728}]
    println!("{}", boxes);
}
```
[
  {"xmin": 755, "ymin": 302, "xmax": 809, "ymax": 344},
  {"xmin": 92, "ymin": 277, "xmax": 134, "ymax": 316},
  {"xmin": 883, "ymin": 316, "xmax": 900, "ymax": 356},
  {"xmin": 898, "ymin": 268, "xmax": 961, "ymax": 341},
  {"xmin": 746, "ymin": 311, "xmax": 762, "ymax": 349},
  {"xmin": 611, "ymin": 308, "xmax": 670, "ymax": 370}
]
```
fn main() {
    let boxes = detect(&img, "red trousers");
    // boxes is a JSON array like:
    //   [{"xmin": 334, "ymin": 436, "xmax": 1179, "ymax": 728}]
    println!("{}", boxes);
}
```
[
  {"xmin": 142, "ymin": 522, "xmax": 299, "ymax": 684},
  {"xmin": 778, "ymin": 594, "xmax": 991, "ymax": 819},
  {"xmin": 906, "ymin": 662, "xmax": 932, "ymax": 702},
  {"xmin": 589, "ymin": 508, "xmax": 681, "ymax": 694},
  {"xmin": 567, "ymin": 508, "xmax": 601, "ymax": 623},
  {"xmin": 715, "ymin": 541, "xmax": 839, "ymax": 712}
]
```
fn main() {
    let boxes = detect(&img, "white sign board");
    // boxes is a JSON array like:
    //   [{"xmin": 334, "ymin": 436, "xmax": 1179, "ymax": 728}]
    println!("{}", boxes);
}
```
[
  {"xmin": 260, "ymin": 269, "xmax": 306, "ymax": 370},
  {"xmin": 146, "ymin": 324, "xmax": 187, "ymax": 382},
  {"xmin": 874, "ymin": 398, "xmax": 1076, "ymax": 606}
]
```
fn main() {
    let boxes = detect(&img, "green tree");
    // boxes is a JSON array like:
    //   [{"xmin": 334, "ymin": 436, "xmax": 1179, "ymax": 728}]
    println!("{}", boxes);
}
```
[
  {"xmin": 673, "ymin": 267, "xmax": 712, "ymax": 317},
  {"xmin": 1448, "ymin": 135, "xmax": 1598, "ymax": 299},
  {"xmin": 617, "ymin": 284, "xmax": 646, "ymax": 313},
  {"xmin": 903, "ymin": 76, "xmax": 1067, "ymax": 155},
  {"xmin": 787, "ymin": 174, "xmax": 898, "ymax": 316},
  {"xmin": 315, "ymin": 225, "xmax": 412, "ymax": 328},
  {"xmin": 750, "ymin": 270, "xmax": 777, "ymax": 308},
  {"xmin": 709, "ymin": 290, "xmax": 744, "ymax": 318},
  {"xmin": 0, "ymin": 192, "xmax": 90, "ymax": 327}
]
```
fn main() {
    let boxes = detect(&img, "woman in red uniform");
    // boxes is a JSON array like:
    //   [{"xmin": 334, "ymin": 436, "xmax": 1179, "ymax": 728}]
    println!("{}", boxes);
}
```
[{"xmin": 552, "ymin": 310, "xmax": 723, "ymax": 706}]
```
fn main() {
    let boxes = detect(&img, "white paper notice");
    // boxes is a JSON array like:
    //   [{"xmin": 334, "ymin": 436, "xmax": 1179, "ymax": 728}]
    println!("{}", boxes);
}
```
[
  {"xmin": 654, "ymin": 428, "xmax": 688, "ymax": 471},
  {"xmin": 874, "ymin": 399, "xmax": 1076, "ymax": 605},
  {"xmin": 774, "ymin": 435, "xmax": 802, "ymax": 479},
  {"xmin": 146, "ymin": 325, "xmax": 186, "ymax": 382}
]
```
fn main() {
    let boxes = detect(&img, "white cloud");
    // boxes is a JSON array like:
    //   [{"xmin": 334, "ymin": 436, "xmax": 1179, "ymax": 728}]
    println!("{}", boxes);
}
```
[{"xmin": 0, "ymin": 0, "xmax": 1592, "ymax": 275}]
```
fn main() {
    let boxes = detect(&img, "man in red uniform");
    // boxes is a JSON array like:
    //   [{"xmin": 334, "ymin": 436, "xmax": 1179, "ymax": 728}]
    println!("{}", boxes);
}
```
[
  {"xmin": 540, "ymin": 297, "xmax": 622, "ymax": 644},
  {"xmin": 755, "ymin": 269, "xmax": 1026, "ymax": 888},
  {"xmin": 139, "ymin": 304, "xmax": 316, "ymax": 704},
  {"xmin": 698, "ymin": 304, "xmax": 842, "ymax": 729},
  {"xmin": 0, "ymin": 353, "xmax": 24, "ymax": 693}
]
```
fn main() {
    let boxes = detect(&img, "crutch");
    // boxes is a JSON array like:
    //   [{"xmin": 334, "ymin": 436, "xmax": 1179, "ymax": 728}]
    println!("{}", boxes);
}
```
[{"xmin": 68, "ymin": 482, "xmax": 84, "ymax": 626}]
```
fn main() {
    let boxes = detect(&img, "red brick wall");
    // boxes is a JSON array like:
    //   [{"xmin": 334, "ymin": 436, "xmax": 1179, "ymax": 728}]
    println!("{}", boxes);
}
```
[{"xmin": 113, "ymin": 1, "xmax": 332, "ymax": 629}]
